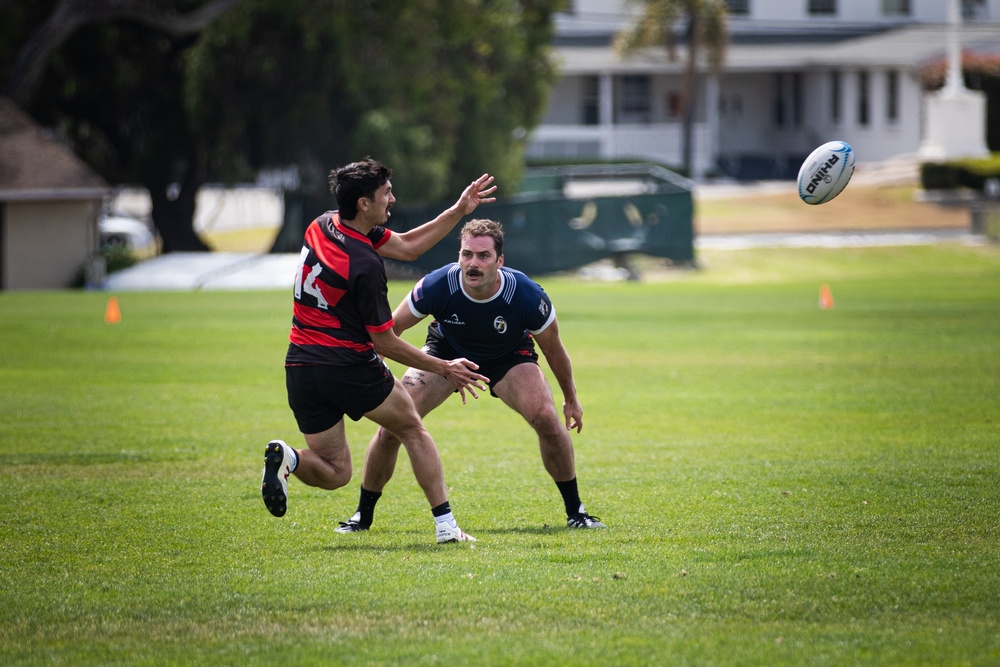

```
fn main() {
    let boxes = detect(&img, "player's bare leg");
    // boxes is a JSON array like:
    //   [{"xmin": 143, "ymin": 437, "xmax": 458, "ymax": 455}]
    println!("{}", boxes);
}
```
[
  {"xmin": 494, "ymin": 363, "xmax": 605, "ymax": 528},
  {"xmin": 340, "ymin": 377, "xmax": 474, "ymax": 542},
  {"xmin": 261, "ymin": 420, "xmax": 351, "ymax": 517},
  {"xmin": 364, "ymin": 371, "xmax": 454, "ymax": 496},
  {"xmin": 493, "ymin": 363, "xmax": 575, "ymax": 481},
  {"xmin": 296, "ymin": 419, "xmax": 354, "ymax": 490},
  {"xmin": 338, "ymin": 370, "xmax": 452, "ymax": 532}
]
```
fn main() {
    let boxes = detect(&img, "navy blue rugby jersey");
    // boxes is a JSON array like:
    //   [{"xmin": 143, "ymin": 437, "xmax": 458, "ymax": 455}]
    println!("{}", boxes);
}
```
[
  {"xmin": 285, "ymin": 211, "xmax": 394, "ymax": 366},
  {"xmin": 407, "ymin": 264, "xmax": 556, "ymax": 362}
]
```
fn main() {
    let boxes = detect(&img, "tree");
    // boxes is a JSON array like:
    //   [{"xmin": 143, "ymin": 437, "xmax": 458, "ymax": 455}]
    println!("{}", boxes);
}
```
[
  {"xmin": 2, "ymin": 0, "xmax": 242, "ymax": 252},
  {"xmin": 614, "ymin": 0, "xmax": 729, "ymax": 176},
  {"xmin": 2, "ymin": 0, "xmax": 560, "ymax": 252},
  {"xmin": 187, "ymin": 0, "xmax": 559, "ymax": 204}
]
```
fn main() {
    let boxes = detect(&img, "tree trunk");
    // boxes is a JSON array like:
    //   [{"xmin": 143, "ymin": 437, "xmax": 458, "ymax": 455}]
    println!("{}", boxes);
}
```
[{"xmin": 148, "ymin": 178, "xmax": 210, "ymax": 253}]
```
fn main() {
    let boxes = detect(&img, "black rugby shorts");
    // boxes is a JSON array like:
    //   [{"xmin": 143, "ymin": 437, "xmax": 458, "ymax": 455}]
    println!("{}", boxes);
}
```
[
  {"xmin": 285, "ymin": 358, "xmax": 394, "ymax": 434},
  {"xmin": 423, "ymin": 322, "xmax": 538, "ymax": 397}
]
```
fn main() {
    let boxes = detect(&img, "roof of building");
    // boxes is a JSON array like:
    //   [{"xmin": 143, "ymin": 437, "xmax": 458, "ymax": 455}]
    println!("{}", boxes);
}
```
[
  {"xmin": 0, "ymin": 96, "xmax": 110, "ymax": 202},
  {"xmin": 552, "ymin": 23, "xmax": 1000, "ymax": 74}
]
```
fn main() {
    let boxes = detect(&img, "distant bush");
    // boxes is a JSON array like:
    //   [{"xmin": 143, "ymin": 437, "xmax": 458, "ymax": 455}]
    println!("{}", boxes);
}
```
[
  {"xmin": 921, "ymin": 154, "xmax": 1000, "ymax": 191},
  {"xmin": 73, "ymin": 245, "xmax": 140, "ymax": 289},
  {"xmin": 103, "ymin": 244, "xmax": 138, "ymax": 273}
]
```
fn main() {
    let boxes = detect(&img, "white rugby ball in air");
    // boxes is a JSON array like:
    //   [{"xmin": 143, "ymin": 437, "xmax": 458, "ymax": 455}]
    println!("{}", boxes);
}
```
[{"xmin": 797, "ymin": 140, "xmax": 856, "ymax": 205}]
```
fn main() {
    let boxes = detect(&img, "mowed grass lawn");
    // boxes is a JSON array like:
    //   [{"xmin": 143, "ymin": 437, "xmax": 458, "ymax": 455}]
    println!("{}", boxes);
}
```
[{"xmin": 1, "ymin": 244, "xmax": 998, "ymax": 666}]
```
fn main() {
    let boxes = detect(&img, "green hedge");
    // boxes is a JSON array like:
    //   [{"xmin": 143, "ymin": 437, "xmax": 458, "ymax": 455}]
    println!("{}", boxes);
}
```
[{"xmin": 921, "ymin": 153, "xmax": 1000, "ymax": 191}]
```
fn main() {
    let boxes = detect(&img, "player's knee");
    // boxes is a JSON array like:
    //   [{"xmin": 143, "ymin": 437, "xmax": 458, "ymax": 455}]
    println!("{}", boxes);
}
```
[
  {"xmin": 374, "ymin": 426, "xmax": 402, "ymax": 448},
  {"xmin": 316, "ymin": 456, "xmax": 352, "ymax": 490},
  {"xmin": 527, "ymin": 407, "xmax": 562, "ymax": 437},
  {"xmin": 396, "ymin": 423, "xmax": 434, "ymax": 450}
]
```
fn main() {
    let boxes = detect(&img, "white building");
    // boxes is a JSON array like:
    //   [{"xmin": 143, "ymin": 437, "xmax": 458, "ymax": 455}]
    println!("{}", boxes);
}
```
[{"xmin": 529, "ymin": 0, "xmax": 1000, "ymax": 178}]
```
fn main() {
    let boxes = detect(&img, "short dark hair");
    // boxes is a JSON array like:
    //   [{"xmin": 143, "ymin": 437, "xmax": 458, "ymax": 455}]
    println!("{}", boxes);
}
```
[
  {"xmin": 460, "ymin": 219, "xmax": 504, "ymax": 258},
  {"xmin": 328, "ymin": 157, "xmax": 391, "ymax": 220}
]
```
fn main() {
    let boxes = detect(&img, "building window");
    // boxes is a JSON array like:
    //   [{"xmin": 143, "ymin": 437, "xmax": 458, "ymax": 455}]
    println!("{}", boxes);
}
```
[
  {"xmin": 773, "ymin": 73, "xmax": 785, "ymax": 126},
  {"xmin": 830, "ymin": 71, "xmax": 842, "ymax": 125},
  {"xmin": 881, "ymin": 0, "xmax": 910, "ymax": 16},
  {"xmin": 726, "ymin": 0, "xmax": 750, "ymax": 15},
  {"xmin": 962, "ymin": 0, "xmax": 987, "ymax": 20},
  {"xmin": 666, "ymin": 91, "xmax": 682, "ymax": 119},
  {"xmin": 581, "ymin": 76, "xmax": 599, "ymax": 125},
  {"xmin": 619, "ymin": 75, "xmax": 651, "ymax": 123},
  {"xmin": 858, "ymin": 71, "xmax": 870, "ymax": 127},
  {"xmin": 773, "ymin": 73, "xmax": 802, "ymax": 127},
  {"xmin": 720, "ymin": 94, "xmax": 743, "ymax": 117},
  {"xmin": 886, "ymin": 70, "xmax": 899, "ymax": 124},
  {"xmin": 791, "ymin": 72, "xmax": 803, "ymax": 126},
  {"xmin": 808, "ymin": 0, "xmax": 837, "ymax": 16}
]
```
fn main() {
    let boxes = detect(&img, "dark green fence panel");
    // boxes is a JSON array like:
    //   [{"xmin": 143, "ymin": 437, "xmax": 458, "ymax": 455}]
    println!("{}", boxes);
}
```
[{"xmin": 381, "ymin": 164, "xmax": 695, "ymax": 276}]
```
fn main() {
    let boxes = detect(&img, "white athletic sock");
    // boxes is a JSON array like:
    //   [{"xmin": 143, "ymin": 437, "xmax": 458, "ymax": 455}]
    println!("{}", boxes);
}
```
[{"xmin": 434, "ymin": 511, "xmax": 456, "ymax": 527}]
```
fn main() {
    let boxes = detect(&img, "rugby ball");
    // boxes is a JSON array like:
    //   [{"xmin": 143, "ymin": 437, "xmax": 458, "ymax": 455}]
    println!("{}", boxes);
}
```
[{"xmin": 797, "ymin": 141, "xmax": 856, "ymax": 205}]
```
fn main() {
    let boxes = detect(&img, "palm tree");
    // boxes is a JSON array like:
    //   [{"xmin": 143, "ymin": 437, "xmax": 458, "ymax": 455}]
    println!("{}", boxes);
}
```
[{"xmin": 614, "ymin": 0, "xmax": 729, "ymax": 176}]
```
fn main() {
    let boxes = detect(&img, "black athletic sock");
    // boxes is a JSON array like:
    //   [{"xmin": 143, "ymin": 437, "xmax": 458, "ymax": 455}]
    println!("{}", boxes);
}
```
[
  {"xmin": 555, "ymin": 477, "xmax": 582, "ymax": 517},
  {"xmin": 357, "ymin": 486, "xmax": 382, "ymax": 527},
  {"xmin": 431, "ymin": 501, "xmax": 452, "ymax": 518}
]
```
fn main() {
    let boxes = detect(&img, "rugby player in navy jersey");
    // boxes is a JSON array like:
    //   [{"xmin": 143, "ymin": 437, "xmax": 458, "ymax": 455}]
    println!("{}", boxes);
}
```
[
  {"xmin": 337, "ymin": 218, "xmax": 605, "ymax": 533},
  {"xmin": 261, "ymin": 157, "xmax": 497, "ymax": 544}
]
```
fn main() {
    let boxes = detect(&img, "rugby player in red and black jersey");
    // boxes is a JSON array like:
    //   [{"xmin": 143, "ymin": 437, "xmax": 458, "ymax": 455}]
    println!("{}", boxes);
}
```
[{"xmin": 261, "ymin": 157, "xmax": 496, "ymax": 544}]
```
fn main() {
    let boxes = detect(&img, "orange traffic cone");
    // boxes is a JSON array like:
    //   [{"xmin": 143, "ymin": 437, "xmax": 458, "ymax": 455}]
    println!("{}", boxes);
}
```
[
  {"xmin": 819, "ymin": 284, "xmax": 835, "ymax": 310},
  {"xmin": 105, "ymin": 296, "xmax": 121, "ymax": 324}
]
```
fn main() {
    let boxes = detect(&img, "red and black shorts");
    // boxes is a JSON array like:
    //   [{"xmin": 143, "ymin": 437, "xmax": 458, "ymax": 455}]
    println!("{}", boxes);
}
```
[
  {"xmin": 423, "ymin": 322, "xmax": 538, "ymax": 398},
  {"xmin": 285, "ymin": 358, "xmax": 394, "ymax": 434}
]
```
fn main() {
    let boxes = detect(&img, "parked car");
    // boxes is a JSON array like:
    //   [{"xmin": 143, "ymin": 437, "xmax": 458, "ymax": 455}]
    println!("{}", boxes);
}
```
[{"xmin": 99, "ymin": 211, "xmax": 155, "ymax": 252}]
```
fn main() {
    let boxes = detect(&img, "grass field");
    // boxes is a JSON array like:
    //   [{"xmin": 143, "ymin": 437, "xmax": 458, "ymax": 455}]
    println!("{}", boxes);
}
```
[{"xmin": 1, "ymin": 243, "xmax": 999, "ymax": 665}]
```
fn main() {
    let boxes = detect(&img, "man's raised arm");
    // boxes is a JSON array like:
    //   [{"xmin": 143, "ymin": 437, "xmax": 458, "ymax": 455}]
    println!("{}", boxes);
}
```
[{"xmin": 377, "ymin": 174, "xmax": 496, "ymax": 261}]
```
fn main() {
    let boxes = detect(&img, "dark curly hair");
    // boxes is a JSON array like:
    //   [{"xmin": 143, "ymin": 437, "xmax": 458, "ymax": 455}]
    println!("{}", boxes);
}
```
[{"xmin": 328, "ymin": 157, "xmax": 391, "ymax": 220}]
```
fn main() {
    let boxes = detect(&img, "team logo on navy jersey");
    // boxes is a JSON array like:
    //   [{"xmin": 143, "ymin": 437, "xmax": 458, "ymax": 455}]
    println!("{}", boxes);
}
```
[
  {"xmin": 538, "ymin": 299, "xmax": 549, "ymax": 316},
  {"xmin": 444, "ymin": 313, "xmax": 465, "ymax": 325},
  {"xmin": 494, "ymin": 316, "xmax": 507, "ymax": 333}
]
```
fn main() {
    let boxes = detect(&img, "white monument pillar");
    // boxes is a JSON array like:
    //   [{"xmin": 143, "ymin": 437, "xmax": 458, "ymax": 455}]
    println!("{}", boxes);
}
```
[{"xmin": 919, "ymin": 0, "xmax": 990, "ymax": 160}]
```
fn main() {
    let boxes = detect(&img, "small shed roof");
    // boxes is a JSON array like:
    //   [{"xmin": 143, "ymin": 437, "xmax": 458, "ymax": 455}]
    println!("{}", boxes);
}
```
[{"xmin": 0, "ymin": 97, "xmax": 110, "ymax": 202}]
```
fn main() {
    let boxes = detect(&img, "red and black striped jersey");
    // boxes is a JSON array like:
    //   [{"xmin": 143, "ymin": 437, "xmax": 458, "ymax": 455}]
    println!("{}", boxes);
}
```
[{"xmin": 285, "ymin": 211, "xmax": 395, "ymax": 366}]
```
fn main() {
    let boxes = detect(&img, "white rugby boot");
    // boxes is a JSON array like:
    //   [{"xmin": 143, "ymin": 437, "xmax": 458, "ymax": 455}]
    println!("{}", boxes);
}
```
[{"xmin": 261, "ymin": 440, "xmax": 296, "ymax": 517}]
